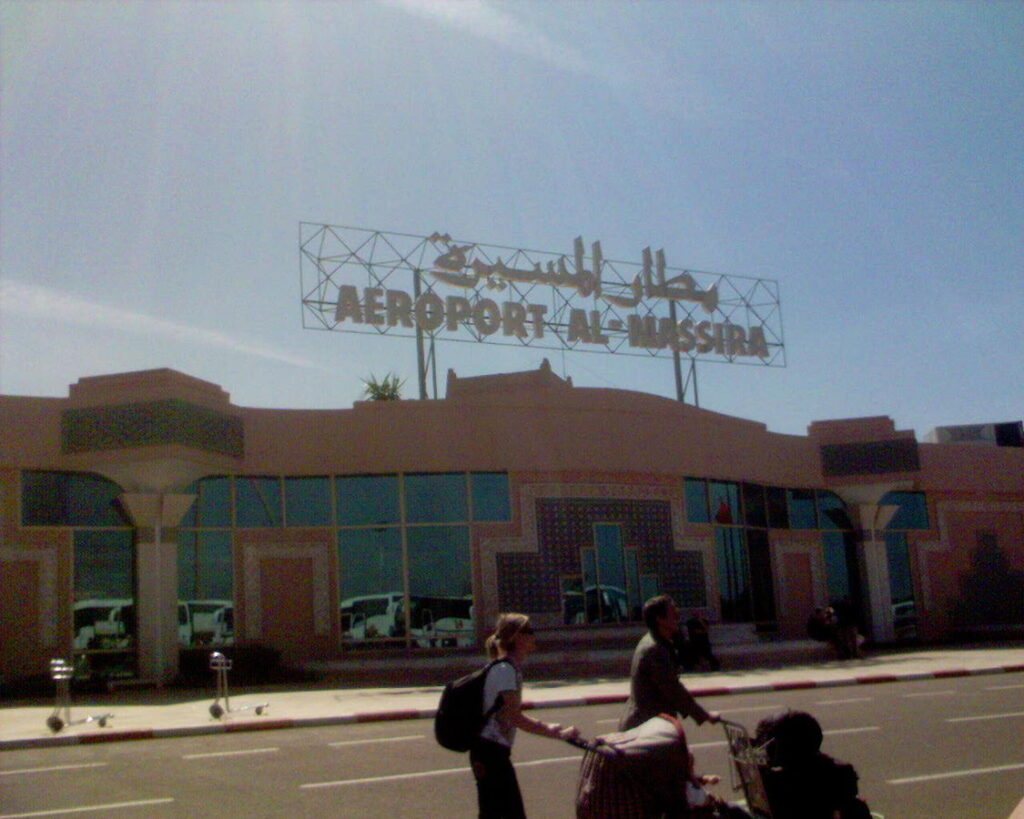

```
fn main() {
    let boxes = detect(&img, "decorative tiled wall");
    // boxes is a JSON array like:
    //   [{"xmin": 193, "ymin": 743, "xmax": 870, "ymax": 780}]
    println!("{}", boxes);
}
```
[{"xmin": 497, "ymin": 497, "xmax": 705, "ymax": 614}]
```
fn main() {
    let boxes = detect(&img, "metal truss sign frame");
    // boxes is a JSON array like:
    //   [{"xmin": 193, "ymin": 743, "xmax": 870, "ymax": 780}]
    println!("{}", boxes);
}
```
[{"xmin": 300, "ymin": 223, "xmax": 785, "ymax": 368}]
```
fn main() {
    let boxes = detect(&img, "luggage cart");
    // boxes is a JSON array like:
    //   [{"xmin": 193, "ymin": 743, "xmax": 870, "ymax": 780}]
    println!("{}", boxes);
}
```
[
  {"xmin": 46, "ymin": 658, "xmax": 114, "ymax": 733},
  {"xmin": 721, "ymin": 719, "xmax": 773, "ymax": 818},
  {"xmin": 208, "ymin": 651, "xmax": 268, "ymax": 719}
]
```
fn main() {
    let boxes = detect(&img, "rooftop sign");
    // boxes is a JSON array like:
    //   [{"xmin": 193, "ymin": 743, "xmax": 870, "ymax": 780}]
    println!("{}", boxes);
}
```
[{"xmin": 300, "ymin": 223, "xmax": 784, "ymax": 367}]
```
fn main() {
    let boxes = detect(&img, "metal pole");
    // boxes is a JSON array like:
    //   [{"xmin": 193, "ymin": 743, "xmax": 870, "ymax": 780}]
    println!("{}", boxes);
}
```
[
  {"xmin": 669, "ymin": 300, "xmax": 684, "ymax": 403},
  {"xmin": 412, "ymin": 269, "xmax": 428, "ymax": 400},
  {"xmin": 690, "ymin": 357, "xmax": 700, "ymax": 408}
]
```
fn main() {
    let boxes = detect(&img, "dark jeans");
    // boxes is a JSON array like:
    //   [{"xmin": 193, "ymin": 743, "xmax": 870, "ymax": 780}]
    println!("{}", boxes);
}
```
[{"xmin": 470, "ymin": 738, "xmax": 526, "ymax": 819}]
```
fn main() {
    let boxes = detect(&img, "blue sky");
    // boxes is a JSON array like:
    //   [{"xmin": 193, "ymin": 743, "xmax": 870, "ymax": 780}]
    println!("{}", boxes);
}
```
[{"xmin": 2, "ymin": 1, "xmax": 1021, "ymax": 437}]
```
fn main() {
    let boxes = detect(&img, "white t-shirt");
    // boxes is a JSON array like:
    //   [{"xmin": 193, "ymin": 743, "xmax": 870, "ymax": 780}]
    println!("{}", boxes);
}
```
[{"xmin": 479, "ymin": 659, "xmax": 521, "ymax": 747}]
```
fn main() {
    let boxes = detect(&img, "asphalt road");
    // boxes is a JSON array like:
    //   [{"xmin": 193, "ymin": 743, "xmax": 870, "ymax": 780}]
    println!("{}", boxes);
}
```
[{"xmin": 2, "ymin": 674, "xmax": 1022, "ymax": 818}]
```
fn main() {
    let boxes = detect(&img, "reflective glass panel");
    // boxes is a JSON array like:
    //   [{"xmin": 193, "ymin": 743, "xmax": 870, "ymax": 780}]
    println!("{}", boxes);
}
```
[
  {"xmin": 404, "ymin": 473, "xmax": 468, "ymax": 523},
  {"xmin": 285, "ymin": 477, "xmax": 332, "ymax": 527},
  {"xmin": 817, "ymin": 492, "xmax": 851, "ymax": 530},
  {"xmin": 406, "ymin": 525, "xmax": 473, "ymax": 647},
  {"xmin": 561, "ymin": 576, "xmax": 584, "ymax": 624},
  {"xmin": 766, "ymin": 487, "xmax": 789, "ymax": 529},
  {"xmin": 747, "ymin": 529, "xmax": 776, "ymax": 623},
  {"xmin": 822, "ymin": 531, "xmax": 851, "ymax": 602},
  {"xmin": 338, "ymin": 527, "xmax": 403, "ymax": 644},
  {"xmin": 177, "ymin": 531, "xmax": 234, "ymax": 647},
  {"xmin": 742, "ymin": 483, "xmax": 767, "ymax": 528},
  {"xmin": 73, "ymin": 530, "xmax": 136, "ymax": 678},
  {"xmin": 236, "ymin": 477, "xmax": 282, "ymax": 528},
  {"xmin": 787, "ymin": 489, "xmax": 818, "ymax": 529},
  {"xmin": 684, "ymin": 478, "xmax": 710, "ymax": 523},
  {"xmin": 716, "ymin": 527, "xmax": 751, "ymax": 622},
  {"xmin": 886, "ymin": 531, "xmax": 918, "ymax": 639},
  {"xmin": 710, "ymin": 481, "xmax": 741, "ymax": 525},
  {"xmin": 198, "ymin": 477, "xmax": 232, "ymax": 528},
  {"xmin": 470, "ymin": 472, "xmax": 510, "ymax": 522},
  {"xmin": 594, "ymin": 523, "xmax": 629, "ymax": 622},
  {"xmin": 882, "ymin": 492, "xmax": 930, "ymax": 530},
  {"xmin": 336, "ymin": 475, "xmax": 400, "ymax": 526},
  {"xmin": 22, "ymin": 471, "xmax": 128, "ymax": 526}
]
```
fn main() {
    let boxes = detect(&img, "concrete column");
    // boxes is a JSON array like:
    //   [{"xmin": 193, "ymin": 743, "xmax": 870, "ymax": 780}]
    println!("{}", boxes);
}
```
[
  {"xmin": 855, "ymin": 503, "xmax": 899, "ymax": 642},
  {"xmin": 119, "ymin": 493, "xmax": 196, "ymax": 684}
]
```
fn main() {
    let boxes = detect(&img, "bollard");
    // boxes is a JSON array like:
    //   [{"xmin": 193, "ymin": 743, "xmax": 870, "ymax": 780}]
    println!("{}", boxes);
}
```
[
  {"xmin": 46, "ymin": 659, "xmax": 114, "ymax": 733},
  {"xmin": 208, "ymin": 651, "xmax": 268, "ymax": 719}
]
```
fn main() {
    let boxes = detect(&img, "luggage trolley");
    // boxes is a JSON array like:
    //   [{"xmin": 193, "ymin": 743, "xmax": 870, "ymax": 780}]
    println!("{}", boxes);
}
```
[
  {"xmin": 208, "ymin": 651, "xmax": 268, "ymax": 719},
  {"xmin": 46, "ymin": 658, "xmax": 114, "ymax": 733},
  {"xmin": 721, "ymin": 719, "xmax": 773, "ymax": 818}
]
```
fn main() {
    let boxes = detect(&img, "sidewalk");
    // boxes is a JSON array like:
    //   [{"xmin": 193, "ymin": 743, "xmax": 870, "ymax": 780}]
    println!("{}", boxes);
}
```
[{"xmin": 3, "ymin": 644, "xmax": 1023, "ymax": 752}]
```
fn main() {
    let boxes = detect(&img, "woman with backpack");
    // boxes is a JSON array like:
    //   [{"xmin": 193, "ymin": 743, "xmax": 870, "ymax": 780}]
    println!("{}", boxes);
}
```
[{"xmin": 470, "ymin": 612, "xmax": 580, "ymax": 818}]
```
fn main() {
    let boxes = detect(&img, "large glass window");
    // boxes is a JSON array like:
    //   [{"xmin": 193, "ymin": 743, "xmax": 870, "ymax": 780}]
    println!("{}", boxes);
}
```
[
  {"xmin": 716, "ymin": 528, "xmax": 751, "ymax": 622},
  {"xmin": 709, "ymin": 481, "xmax": 741, "ymax": 525},
  {"xmin": 742, "ymin": 483, "xmax": 767, "ymax": 528},
  {"xmin": 787, "ymin": 489, "xmax": 818, "ymax": 529},
  {"xmin": 886, "ymin": 532, "xmax": 918, "ymax": 639},
  {"xmin": 766, "ymin": 486, "xmax": 789, "ymax": 529},
  {"xmin": 177, "ymin": 531, "xmax": 234, "ymax": 647},
  {"xmin": 22, "ymin": 471, "xmax": 128, "ymax": 527},
  {"xmin": 406, "ymin": 525, "xmax": 473, "ymax": 646},
  {"xmin": 195, "ymin": 477, "xmax": 232, "ymax": 528},
  {"xmin": 336, "ymin": 475, "xmax": 400, "ymax": 526},
  {"xmin": 684, "ymin": 478, "xmax": 710, "ymax": 523},
  {"xmin": 73, "ymin": 530, "xmax": 135, "ymax": 679},
  {"xmin": 236, "ymin": 476, "xmax": 282, "ymax": 528},
  {"xmin": 882, "ymin": 492, "xmax": 929, "ymax": 530},
  {"xmin": 822, "ymin": 531, "xmax": 852, "ymax": 603},
  {"xmin": 284, "ymin": 477, "xmax": 332, "ymax": 527},
  {"xmin": 817, "ymin": 491, "xmax": 851, "ymax": 530},
  {"xmin": 405, "ymin": 473, "xmax": 468, "ymax": 523},
  {"xmin": 470, "ymin": 472, "xmax": 510, "ymax": 522},
  {"xmin": 338, "ymin": 528, "xmax": 404, "ymax": 643}
]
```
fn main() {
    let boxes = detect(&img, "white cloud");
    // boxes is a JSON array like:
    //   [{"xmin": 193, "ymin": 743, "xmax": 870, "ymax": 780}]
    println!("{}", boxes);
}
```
[
  {"xmin": 0, "ymin": 280, "xmax": 325, "ymax": 371},
  {"xmin": 382, "ymin": 0, "xmax": 601, "ymax": 79}
]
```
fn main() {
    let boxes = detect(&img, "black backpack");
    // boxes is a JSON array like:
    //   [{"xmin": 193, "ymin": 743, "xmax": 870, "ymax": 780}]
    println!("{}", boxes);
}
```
[{"xmin": 434, "ymin": 659, "xmax": 509, "ymax": 752}]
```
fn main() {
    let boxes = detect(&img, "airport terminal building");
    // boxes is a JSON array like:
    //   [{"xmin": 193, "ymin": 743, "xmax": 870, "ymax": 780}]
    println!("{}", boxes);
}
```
[{"xmin": 1, "ymin": 364, "xmax": 1022, "ymax": 686}]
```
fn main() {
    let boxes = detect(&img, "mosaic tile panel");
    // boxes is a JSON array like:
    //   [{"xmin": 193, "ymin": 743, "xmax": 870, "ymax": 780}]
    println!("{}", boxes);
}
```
[
  {"xmin": 497, "ymin": 497, "xmax": 705, "ymax": 613},
  {"xmin": 62, "ymin": 399, "xmax": 244, "ymax": 457}
]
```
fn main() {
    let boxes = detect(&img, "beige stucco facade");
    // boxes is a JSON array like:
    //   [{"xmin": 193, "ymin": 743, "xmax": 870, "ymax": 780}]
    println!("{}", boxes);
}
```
[{"xmin": 1, "ymin": 364, "xmax": 1021, "ymax": 685}]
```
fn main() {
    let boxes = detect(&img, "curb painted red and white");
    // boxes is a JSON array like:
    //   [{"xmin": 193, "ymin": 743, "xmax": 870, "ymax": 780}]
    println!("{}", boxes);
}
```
[{"xmin": 5, "ymin": 664, "xmax": 1022, "ymax": 751}]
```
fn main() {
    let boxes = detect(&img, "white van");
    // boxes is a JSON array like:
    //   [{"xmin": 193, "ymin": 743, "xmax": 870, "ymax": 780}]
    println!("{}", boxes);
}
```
[
  {"xmin": 73, "ymin": 599, "xmax": 134, "ymax": 650},
  {"xmin": 178, "ymin": 600, "xmax": 234, "ymax": 646},
  {"xmin": 340, "ymin": 593, "xmax": 403, "ymax": 642}
]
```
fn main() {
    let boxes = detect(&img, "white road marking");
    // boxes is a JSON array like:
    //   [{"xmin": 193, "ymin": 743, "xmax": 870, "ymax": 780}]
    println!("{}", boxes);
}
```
[
  {"xmin": 182, "ymin": 747, "xmax": 279, "ymax": 760},
  {"xmin": 946, "ymin": 711, "xmax": 1024, "ymax": 723},
  {"xmin": 814, "ymin": 697, "xmax": 873, "ymax": 706},
  {"xmin": 889, "ymin": 762, "xmax": 1024, "ymax": 785},
  {"xmin": 301, "ymin": 755, "xmax": 581, "ymax": 789},
  {"xmin": 0, "ymin": 764, "xmax": 108, "ymax": 777},
  {"xmin": 902, "ymin": 690, "xmax": 956, "ymax": 698},
  {"xmin": 824, "ymin": 726, "xmax": 882, "ymax": 736},
  {"xmin": 329, "ymin": 735, "xmax": 423, "ymax": 747},
  {"xmin": 302, "ymin": 766, "xmax": 478, "ymax": 789},
  {"xmin": 985, "ymin": 684, "xmax": 1024, "ymax": 691},
  {"xmin": 0, "ymin": 798, "xmax": 174, "ymax": 818}
]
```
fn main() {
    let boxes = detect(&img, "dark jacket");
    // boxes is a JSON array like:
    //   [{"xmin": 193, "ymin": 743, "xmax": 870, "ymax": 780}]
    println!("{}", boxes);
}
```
[{"xmin": 619, "ymin": 632, "xmax": 712, "ymax": 731}]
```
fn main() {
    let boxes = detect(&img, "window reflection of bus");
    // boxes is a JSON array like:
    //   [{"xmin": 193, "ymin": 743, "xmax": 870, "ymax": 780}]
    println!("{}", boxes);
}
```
[
  {"xmin": 73, "ymin": 599, "xmax": 134, "ymax": 650},
  {"xmin": 340, "ymin": 593, "xmax": 403, "ymax": 641},
  {"xmin": 178, "ymin": 600, "xmax": 234, "ymax": 647},
  {"xmin": 563, "ymin": 586, "xmax": 630, "ymax": 625},
  {"xmin": 405, "ymin": 596, "xmax": 474, "ymax": 647}
]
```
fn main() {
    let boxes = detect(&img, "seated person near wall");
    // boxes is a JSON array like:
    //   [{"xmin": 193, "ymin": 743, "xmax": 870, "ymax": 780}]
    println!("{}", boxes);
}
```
[{"xmin": 754, "ymin": 711, "xmax": 871, "ymax": 819}]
